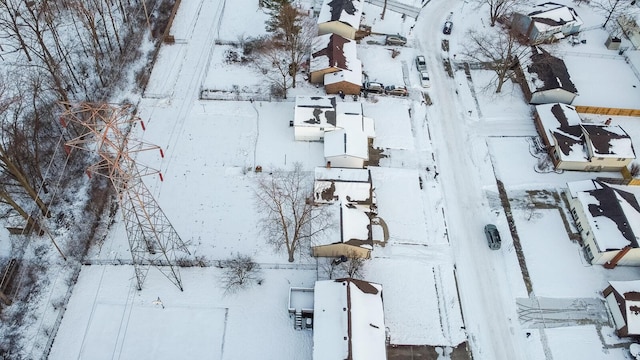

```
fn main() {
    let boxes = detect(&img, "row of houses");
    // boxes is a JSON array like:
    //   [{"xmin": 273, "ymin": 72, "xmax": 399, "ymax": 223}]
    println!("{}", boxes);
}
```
[
  {"xmin": 510, "ymin": 3, "xmax": 638, "ymax": 173},
  {"xmin": 507, "ymin": 2, "xmax": 640, "ymax": 341},
  {"xmin": 310, "ymin": 0, "xmax": 365, "ymax": 95},
  {"xmin": 292, "ymin": 1, "xmax": 388, "ymax": 351}
]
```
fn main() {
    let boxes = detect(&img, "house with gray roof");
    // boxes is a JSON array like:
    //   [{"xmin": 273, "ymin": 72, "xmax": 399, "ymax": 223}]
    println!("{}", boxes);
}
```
[
  {"xmin": 534, "ymin": 103, "xmax": 636, "ymax": 171},
  {"xmin": 517, "ymin": 47, "xmax": 578, "ymax": 105},
  {"xmin": 567, "ymin": 180, "xmax": 640, "ymax": 267}
]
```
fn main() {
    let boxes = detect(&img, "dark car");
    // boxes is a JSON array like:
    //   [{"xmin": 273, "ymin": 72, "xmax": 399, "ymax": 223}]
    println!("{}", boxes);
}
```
[
  {"xmin": 484, "ymin": 224, "xmax": 501, "ymax": 250},
  {"xmin": 385, "ymin": 85, "xmax": 408, "ymax": 96},
  {"xmin": 443, "ymin": 21, "xmax": 453, "ymax": 35},
  {"xmin": 363, "ymin": 81, "xmax": 385, "ymax": 94}
]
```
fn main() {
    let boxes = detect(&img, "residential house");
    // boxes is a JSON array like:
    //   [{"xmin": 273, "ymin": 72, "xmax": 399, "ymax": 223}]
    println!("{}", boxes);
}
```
[
  {"xmin": 293, "ymin": 96, "xmax": 375, "ymax": 142},
  {"xmin": 603, "ymin": 280, "xmax": 640, "ymax": 337},
  {"xmin": 313, "ymin": 278, "xmax": 386, "ymax": 360},
  {"xmin": 534, "ymin": 103, "xmax": 636, "ymax": 171},
  {"xmin": 317, "ymin": 0, "xmax": 364, "ymax": 40},
  {"xmin": 516, "ymin": 47, "xmax": 578, "ymax": 105},
  {"xmin": 293, "ymin": 96, "xmax": 338, "ymax": 141},
  {"xmin": 324, "ymin": 64, "xmax": 363, "ymax": 95},
  {"xmin": 310, "ymin": 33, "xmax": 359, "ymax": 84},
  {"xmin": 567, "ymin": 180, "xmax": 640, "ymax": 267},
  {"xmin": 312, "ymin": 168, "xmax": 380, "ymax": 259},
  {"xmin": 324, "ymin": 129, "xmax": 369, "ymax": 168},
  {"xmin": 512, "ymin": 2, "xmax": 583, "ymax": 44}
]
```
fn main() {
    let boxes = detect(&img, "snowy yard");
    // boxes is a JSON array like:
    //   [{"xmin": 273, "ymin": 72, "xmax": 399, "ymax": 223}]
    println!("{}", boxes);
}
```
[{"xmin": 40, "ymin": 0, "xmax": 640, "ymax": 359}]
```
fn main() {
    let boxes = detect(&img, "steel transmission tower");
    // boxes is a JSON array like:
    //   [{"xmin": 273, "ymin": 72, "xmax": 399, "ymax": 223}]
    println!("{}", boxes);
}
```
[{"xmin": 61, "ymin": 102, "xmax": 190, "ymax": 291}]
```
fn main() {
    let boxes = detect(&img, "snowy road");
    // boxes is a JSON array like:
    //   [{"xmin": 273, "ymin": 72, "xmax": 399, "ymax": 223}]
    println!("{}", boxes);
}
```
[{"xmin": 418, "ymin": 1, "xmax": 527, "ymax": 359}]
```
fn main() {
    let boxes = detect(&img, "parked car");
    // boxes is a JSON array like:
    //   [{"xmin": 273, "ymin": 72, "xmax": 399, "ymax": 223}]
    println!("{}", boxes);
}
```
[
  {"xmin": 443, "ymin": 21, "xmax": 453, "ymax": 35},
  {"xmin": 385, "ymin": 85, "xmax": 408, "ymax": 96},
  {"xmin": 415, "ymin": 55, "xmax": 427, "ymax": 71},
  {"xmin": 385, "ymin": 34, "xmax": 407, "ymax": 46},
  {"xmin": 484, "ymin": 224, "xmax": 501, "ymax": 250},
  {"xmin": 363, "ymin": 81, "xmax": 385, "ymax": 94},
  {"xmin": 419, "ymin": 71, "xmax": 431, "ymax": 88}
]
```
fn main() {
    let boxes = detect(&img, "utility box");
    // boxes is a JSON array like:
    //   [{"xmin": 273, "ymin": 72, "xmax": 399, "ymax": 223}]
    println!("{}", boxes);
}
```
[{"xmin": 605, "ymin": 36, "xmax": 621, "ymax": 50}]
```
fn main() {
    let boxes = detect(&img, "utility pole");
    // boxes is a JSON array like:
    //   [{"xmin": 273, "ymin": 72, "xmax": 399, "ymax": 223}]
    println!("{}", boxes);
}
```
[{"xmin": 61, "ymin": 102, "xmax": 190, "ymax": 291}]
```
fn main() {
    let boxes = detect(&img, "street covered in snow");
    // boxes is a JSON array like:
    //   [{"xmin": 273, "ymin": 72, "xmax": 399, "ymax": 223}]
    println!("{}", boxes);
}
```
[{"xmin": 41, "ymin": 0, "xmax": 640, "ymax": 359}]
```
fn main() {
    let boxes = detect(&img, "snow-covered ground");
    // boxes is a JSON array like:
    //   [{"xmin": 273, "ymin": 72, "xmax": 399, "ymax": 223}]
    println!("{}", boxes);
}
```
[{"xmin": 43, "ymin": 0, "xmax": 640, "ymax": 359}]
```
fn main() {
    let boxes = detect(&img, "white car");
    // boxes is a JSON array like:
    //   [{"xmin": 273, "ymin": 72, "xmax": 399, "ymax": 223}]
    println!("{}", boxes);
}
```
[{"xmin": 419, "ymin": 71, "xmax": 431, "ymax": 88}]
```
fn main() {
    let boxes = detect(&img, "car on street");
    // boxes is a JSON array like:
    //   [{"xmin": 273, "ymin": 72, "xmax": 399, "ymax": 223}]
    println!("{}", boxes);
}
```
[
  {"xmin": 385, "ymin": 85, "xmax": 408, "ymax": 96},
  {"xmin": 363, "ymin": 81, "xmax": 385, "ymax": 94},
  {"xmin": 419, "ymin": 71, "xmax": 431, "ymax": 88},
  {"xmin": 385, "ymin": 34, "xmax": 407, "ymax": 46},
  {"xmin": 484, "ymin": 224, "xmax": 501, "ymax": 250},
  {"xmin": 415, "ymin": 55, "xmax": 427, "ymax": 71},
  {"xmin": 443, "ymin": 21, "xmax": 453, "ymax": 35}
]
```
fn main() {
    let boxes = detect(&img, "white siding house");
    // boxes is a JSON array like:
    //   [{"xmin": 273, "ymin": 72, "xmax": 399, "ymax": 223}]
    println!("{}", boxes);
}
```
[
  {"xmin": 313, "ymin": 278, "xmax": 386, "ymax": 360},
  {"xmin": 324, "ymin": 129, "xmax": 368, "ymax": 169},
  {"xmin": 517, "ymin": 47, "xmax": 578, "ymax": 105},
  {"xmin": 512, "ymin": 2, "xmax": 583, "ymax": 44},
  {"xmin": 567, "ymin": 180, "xmax": 640, "ymax": 267},
  {"xmin": 293, "ymin": 96, "xmax": 338, "ymax": 141},
  {"xmin": 534, "ymin": 103, "xmax": 636, "ymax": 171}
]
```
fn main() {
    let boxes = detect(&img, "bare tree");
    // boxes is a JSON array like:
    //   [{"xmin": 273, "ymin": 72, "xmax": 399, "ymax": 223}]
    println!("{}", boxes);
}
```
[
  {"xmin": 255, "ymin": 38, "xmax": 292, "ymax": 98},
  {"xmin": 220, "ymin": 253, "xmax": 262, "ymax": 294},
  {"xmin": 319, "ymin": 252, "xmax": 367, "ymax": 279},
  {"xmin": 589, "ymin": 0, "xmax": 639, "ymax": 28},
  {"xmin": 461, "ymin": 26, "xmax": 528, "ymax": 93},
  {"xmin": 254, "ymin": 162, "xmax": 331, "ymax": 262},
  {"xmin": 475, "ymin": 0, "xmax": 522, "ymax": 27}
]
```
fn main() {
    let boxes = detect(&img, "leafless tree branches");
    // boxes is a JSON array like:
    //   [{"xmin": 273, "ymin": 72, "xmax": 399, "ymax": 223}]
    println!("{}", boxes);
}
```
[
  {"xmin": 219, "ymin": 253, "xmax": 262, "ymax": 294},
  {"xmin": 254, "ymin": 163, "xmax": 331, "ymax": 262},
  {"xmin": 461, "ymin": 26, "xmax": 528, "ymax": 93}
]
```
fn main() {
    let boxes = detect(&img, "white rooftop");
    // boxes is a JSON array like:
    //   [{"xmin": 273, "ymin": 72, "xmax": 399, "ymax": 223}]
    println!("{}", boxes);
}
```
[{"xmin": 313, "ymin": 279, "xmax": 386, "ymax": 360}]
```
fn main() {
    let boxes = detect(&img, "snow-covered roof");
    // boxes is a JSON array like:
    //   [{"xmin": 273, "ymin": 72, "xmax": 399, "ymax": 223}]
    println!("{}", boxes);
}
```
[
  {"xmin": 311, "ymin": 33, "xmax": 359, "ymax": 74},
  {"xmin": 317, "ymin": 0, "xmax": 364, "ymax": 29},
  {"xmin": 313, "ymin": 278, "xmax": 386, "ymax": 360},
  {"xmin": 566, "ymin": 179, "xmax": 603, "ymax": 198},
  {"xmin": 522, "ymin": 46, "xmax": 577, "ymax": 94},
  {"xmin": 608, "ymin": 280, "xmax": 640, "ymax": 335},
  {"xmin": 294, "ymin": 96, "xmax": 338, "ymax": 128},
  {"xmin": 342, "ymin": 201, "xmax": 373, "ymax": 246},
  {"xmin": 535, "ymin": 103, "xmax": 635, "ymax": 161},
  {"xmin": 314, "ymin": 177, "xmax": 372, "ymax": 204},
  {"xmin": 324, "ymin": 60, "xmax": 363, "ymax": 85},
  {"xmin": 529, "ymin": 2, "xmax": 583, "ymax": 33},
  {"xmin": 575, "ymin": 183, "xmax": 640, "ymax": 251},
  {"xmin": 324, "ymin": 128, "xmax": 369, "ymax": 160},
  {"xmin": 315, "ymin": 167, "xmax": 371, "ymax": 182},
  {"xmin": 581, "ymin": 124, "xmax": 636, "ymax": 159},
  {"xmin": 535, "ymin": 103, "xmax": 587, "ymax": 162}
]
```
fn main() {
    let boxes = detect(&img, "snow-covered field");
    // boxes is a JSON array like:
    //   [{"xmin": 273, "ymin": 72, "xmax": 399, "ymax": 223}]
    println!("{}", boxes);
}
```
[{"xmin": 41, "ymin": 0, "xmax": 640, "ymax": 359}]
